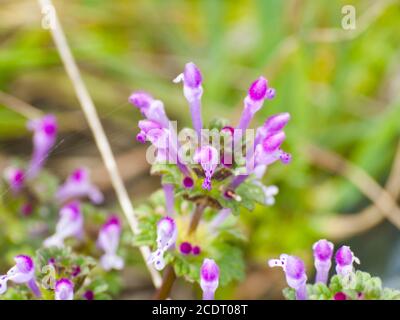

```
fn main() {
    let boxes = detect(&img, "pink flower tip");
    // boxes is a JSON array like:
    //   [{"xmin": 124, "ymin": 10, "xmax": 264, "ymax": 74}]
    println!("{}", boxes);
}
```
[
  {"xmin": 183, "ymin": 62, "xmax": 202, "ymax": 88},
  {"xmin": 248, "ymin": 76, "xmax": 268, "ymax": 101},
  {"xmin": 129, "ymin": 91, "xmax": 154, "ymax": 110},
  {"xmin": 262, "ymin": 131, "xmax": 286, "ymax": 152}
]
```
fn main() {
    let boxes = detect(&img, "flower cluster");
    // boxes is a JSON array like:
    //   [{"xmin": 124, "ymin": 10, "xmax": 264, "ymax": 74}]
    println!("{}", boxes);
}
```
[
  {"xmin": 3, "ymin": 115, "xmax": 58, "ymax": 197},
  {"xmin": 1, "ymin": 115, "xmax": 124, "ymax": 300},
  {"xmin": 130, "ymin": 62, "xmax": 291, "ymax": 299},
  {"xmin": 268, "ymin": 239, "xmax": 380, "ymax": 300}
]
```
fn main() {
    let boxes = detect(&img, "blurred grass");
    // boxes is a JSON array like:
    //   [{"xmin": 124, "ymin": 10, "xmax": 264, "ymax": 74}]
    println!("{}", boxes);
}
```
[{"xmin": 1, "ymin": 0, "xmax": 400, "ymax": 298}]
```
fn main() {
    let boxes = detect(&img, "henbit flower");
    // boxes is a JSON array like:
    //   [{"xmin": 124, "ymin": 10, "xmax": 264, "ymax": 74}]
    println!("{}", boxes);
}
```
[
  {"xmin": 137, "ymin": 119, "xmax": 173, "ymax": 162},
  {"xmin": 130, "ymin": 90, "xmax": 193, "ymax": 185},
  {"xmin": 163, "ymin": 183, "xmax": 175, "ymax": 215},
  {"xmin": 148, "ymin": 217, "xmax": 178, "ymax": 271},
  {"xmin": 255, "ymin": 112, "xmax": 291, "ymax": 145},
  {"xmin": 97, "ymin": 215, "xmax": 124, "ymax": 271},
  {"xmin": 26, "ymin": 115, "xmax": 58, "ymax": 179},
  {"xmin": 268, "ymin": 254, "xmax": 308, "ymax": 300},
  {"xmin": 313, "ymin": 239, "xmax": 334, "ymax": 284},
  {"xmin": 129, "ymin": 92, "xmax": 170, "ymax": 128},
  {"xmin": 129, "ymin": 91, "xmax": 154, "ymax": 113},
  {"xmin": 44, "ymin": 201, "xmax": 84, "ymax": 248},
  {"xmin": 173, "ymin": 62, "xmax": 203, "ymax": 137},
  {"xmin": 56, "ymin": 168, "xmax": 104, "ymax": 205},
  {"xmin": 254, "ymin": 131, "xmax": 291, "ymax": 167},
  {"xmin": 200, "ymin": 259, "xmax": 219, "ymax": 300},
  {"xmin": 194, "ymin": 145, "xmax": 219, "ymax": 190},
  {"xmin": 0, "ymin": 255, "xmax": 41, "ymax": 297},
  {"xmin": 335, "ymin": 246, "xmax": 360, "ymax": 277},
  {"xmin": 237, "ymin": 77, "xmax": 275, "ymax": 132},
  {"xmin": 55, "ymin": 278, "xmax": 74, "ymax": 300},
  {"xmin": 3, "ymin": 166, "xmax": 25, "ymax": 194}
]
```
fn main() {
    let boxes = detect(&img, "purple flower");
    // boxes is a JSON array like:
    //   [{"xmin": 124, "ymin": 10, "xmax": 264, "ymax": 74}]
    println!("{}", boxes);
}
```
[
  {"xmin": 26, "ymin": 115, "xmax": 57, "ymax": 179},
  {"xmin": 137, "ymin": 119, "xmax": 173, "ymax": 163},
  {"xmin": 55, "ymin": 278, "xmax": 74, "ymax": 300},
  {"xmin": 237, "ymin": 77, "xmax": 274, "ymax": 131},
  {"xmin": 335, "ymin": 246, "xmax": 360, "ymax": 277},
  {"xmin": 0, "ymin": 255, "xmax": 41, "ymax": 297},
  {"xmin": 254, "ymin": 131, "xmax": 291, "ymax": 167},
  {"xmin": 44, "ymin": 201, "xmax": 84, "ymax": 248},
  {"xmin": 148, "ymin": 217, "xmax": 177, "ymax": 271},
  {"xmin": 257, "ymin": 112, "xmax": 291, "ymax": 142},
  {"xmin": 56, "ymin": 168, "xmax": 104, "ymax": 205},
  {"xmin": 129, "ymin": 91, "xmax": 154, "ymax": 113},
  {"xmin": 130, "ymin": 90, "xmax": 192, "ymax": 180},
  {"xmin": 129, "ymin": 93, "xmax": 170, "ymax": 129},
  {"xmin": 313, "ymin": 239, "xmax": 334, "ymax": 284},
  {"xmin": 200, "ymin": 259, "xmax": 219, "ymax": 300},
  {"xmin": 268, "ymin": 254, "xmax": 308, "ymax": 300},
  {"xmin": 194, "ymin": 146, "xmax": 219, "ymax": 190},
  {"xmin": 173, "ymin": 62, "xmax": 203, "ymax": 137},
  {"xmin": 97, "ymin": 215, "xmax": 124, "ymax": 271},
  {"xmin": 3, "ymin": 166, "xmax": 25, "ymax": 194}
]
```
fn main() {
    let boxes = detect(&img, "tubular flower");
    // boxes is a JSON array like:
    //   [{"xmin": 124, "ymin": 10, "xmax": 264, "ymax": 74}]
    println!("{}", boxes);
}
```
[
  {"xmin": 194, "ymin": 146, "xmax": 219, "ymax": 190},
  {"xmin": 97, "ymin": 215, "xmax": 124, "ymax": 271},
  {"xmin": 335, "ymin": 245, "xmax": 360, "ymax": 277},
  {"xmin": 137, "ymin": 119, "xmax": 173, "ymax": 162},
  {"xmin": 268, "ymin": 254, "xmax": 308, "ymax": 300},
  {"xmin": 313, "ymin": 239, "xmax": 334, "ymax": 284},
  {"xmin": 131, "ymin": 95, "xmax": 190, "ymax": 174},
  {"xmin": 3, "ymin": 166, "xmax": 25, "ymax": 194},
  {"xmin": 56, "ymin": 168, "xmax": 104, "ymax": 205},
  {"xmin": 231, "ymin": 113, "xmax": 291, "ymax": 189},
  {"xmin": 163, "ymin": 183, "xmax": 175, "ymax": 215},
  {"xmin": 254, "ymin": 131, "xmax": 291, "ymax": 167},
  {"xmin": 200, "ymin": 259, "xmax": 219, "ymax": 300},
  {"xmin": 173, "ymin": 62, "xmax": 203, "ymax": 137},
  {"xmin": 26, "ymin": 115, "xmax": 58, "ymax": 179},
  {"xmin": 129, "ymin": 92, "xmax": 170, "ymax": 129},
  {"xmin": 237, "ymin": 77, "xmax": 275, "ymax": 132},
  {"xmin": 55, "ymin": 278, "xmax": 74, "ymax": 300},
  {"xmin": 148, "ymin": 217, "xmax": 177, "ymax": 271},
  {"xmin": 44, "ymin": 201, "xmax": 84, "ymax": 248},
  {"xmin": 256, "ymin": 112, "xmax": 291, "ymax": 145},
  {"xmin": 0, "ymin": 255, "xmax": 41, "ymax": 297}
]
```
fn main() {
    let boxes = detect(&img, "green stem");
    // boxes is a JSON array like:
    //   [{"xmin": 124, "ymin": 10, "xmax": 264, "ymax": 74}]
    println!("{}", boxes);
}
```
[{"xmin": 153, "ymin": 265, "xmax": 176, "ymax": 300}]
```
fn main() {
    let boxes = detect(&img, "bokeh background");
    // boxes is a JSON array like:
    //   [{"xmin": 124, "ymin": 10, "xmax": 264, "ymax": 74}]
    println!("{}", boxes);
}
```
[{"xmin": 1, "ymin": 0, "xmax": 400, "ymax": 299}]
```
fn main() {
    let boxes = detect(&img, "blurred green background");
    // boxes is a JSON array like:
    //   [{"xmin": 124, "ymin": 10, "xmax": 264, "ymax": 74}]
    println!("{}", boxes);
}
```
[{"xmin": 1, "ymin": 0, "xmax": 400, "ymax": 299}]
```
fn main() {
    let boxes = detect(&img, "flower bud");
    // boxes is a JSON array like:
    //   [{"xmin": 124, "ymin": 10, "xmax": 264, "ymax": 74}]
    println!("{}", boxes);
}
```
[{"xmin": 200, "ymin": 259, "xmax": 219, "ymax": 300}]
